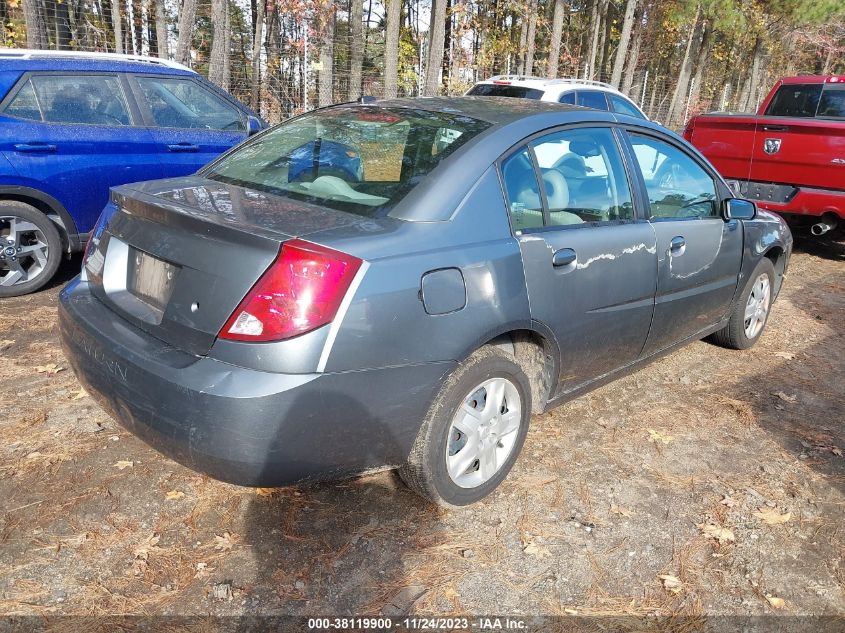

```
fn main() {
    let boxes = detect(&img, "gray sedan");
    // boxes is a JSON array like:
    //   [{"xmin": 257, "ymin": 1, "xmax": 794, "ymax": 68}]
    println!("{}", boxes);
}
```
[{"xmin": 59, "ymin": 97, "xmax": 792, "ymax": 506}]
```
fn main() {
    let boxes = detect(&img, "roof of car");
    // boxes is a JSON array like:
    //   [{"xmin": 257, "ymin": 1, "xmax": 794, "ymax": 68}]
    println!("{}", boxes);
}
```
[
  {"xmin": 0, "ymin": 49, "xmax": 196, "ymax": 75},
  {"xmin": 365, "ymin": 96, "xmax": 582, "ymax": 125},
  {"xmin": 475, "ymin": 75, "xmax": 625, "ymax": 94}
]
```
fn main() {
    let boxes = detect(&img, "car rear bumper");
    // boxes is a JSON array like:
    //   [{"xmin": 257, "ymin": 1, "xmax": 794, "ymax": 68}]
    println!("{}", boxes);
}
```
[
  {"xmin": 738, "ymin": 182, "xmax": 845, "ymax": 221},
  {"xmin": 59, "ymin": 277, "xmax": 452, "ymax": 487}
]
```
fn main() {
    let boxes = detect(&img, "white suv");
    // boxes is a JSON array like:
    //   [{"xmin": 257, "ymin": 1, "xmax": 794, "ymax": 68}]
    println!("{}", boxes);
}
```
[{"xmin": 467, "ymin": 75, "xmax": 648, "ymax": 120}]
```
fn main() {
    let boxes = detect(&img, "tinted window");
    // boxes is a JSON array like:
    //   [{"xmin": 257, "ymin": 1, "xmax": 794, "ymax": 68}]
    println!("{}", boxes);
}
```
[
  {"xmin": 136, "ymin": 77, "xmax": 245, "ymax": 130},
  {"xmin": 629, "ymin": 134, "xmax": 717, "ymax": 219},
  {"xmin": 577, "ymin": 91, "xmax": 609, "ymax": 110},
  {"xmin": 5, "ymin": 75, "xmax": 130, "ymax": 125},
  {"xmin": 501, "ymin": 147, "xmax": 544, "ymax": 231},
  {"xmin": 532, "ymin": 127, "xmax": 633, "ymax": 224},
  {"xmin": 207, "ymin": 106, "xmax": 490, "ymax": 217},
  {"xmin": 467, "ymin": 84, "xmax": 544, "ymax": 99},
  {"xmin": 817, "ymin": 86, "xmax": 845, "ymax": 119},
  {"xmin": 609, "ymin": 94, "xmax": 645, "ymax": 119},
  {"xmin": 764, "ymin": 84, "xmax": 823, "ymax": 117},
  {"xmin": 558, "ymin": 92, "xmax": 576, "ymax": 105}
]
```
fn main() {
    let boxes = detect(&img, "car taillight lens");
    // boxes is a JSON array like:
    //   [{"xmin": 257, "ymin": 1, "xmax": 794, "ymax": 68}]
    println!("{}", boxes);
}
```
[{"xmin": 220, "ymin": 239, "xmax": 362, "ymax": 342}]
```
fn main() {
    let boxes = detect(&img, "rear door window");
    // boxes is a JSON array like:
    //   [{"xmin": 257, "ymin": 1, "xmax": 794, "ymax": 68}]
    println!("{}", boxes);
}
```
[
  {"xmin": 558, "ymin": 92, "xmax": 576, "ymax": 105},
  {"xmin": 501, "ymin": 147, "xmax": 544, "ymax": 231},
  {"xmin": 764, "ymin": 84, "xmax": 823, "ymax": 117},
  {"xmin": 134, "ymin": 76, "xmax": 245, "ymax": 131},
  {"xmin": 577, "ymin": 91, "xmax": 609, "ymax": 111},
  {"xmin": 3, "ymin": 74, "xmax": 131, "ymax": 125}
]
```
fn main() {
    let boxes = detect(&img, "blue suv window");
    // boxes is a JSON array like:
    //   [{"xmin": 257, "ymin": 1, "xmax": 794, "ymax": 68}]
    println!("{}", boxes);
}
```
[
  {"xmin": 4, "ymin": 75, "xmax": 131, "ymax": 125},
  {"xmin": 577, "ymin": 90, "xmax": 609, "ymax": 111},
  {"xmin": 135, "ymin": 76, "xmax": 245, "ymax": 131}
]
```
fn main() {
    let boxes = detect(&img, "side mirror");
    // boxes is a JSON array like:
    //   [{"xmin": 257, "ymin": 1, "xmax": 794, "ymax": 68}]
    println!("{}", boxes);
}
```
[
  {"xmin": 723, "ymin": 198, "xmax": 756, "ymax": 221},
  {"xmin": 247, "ymin": 116, "xmax": 263, "ymax": 136}
]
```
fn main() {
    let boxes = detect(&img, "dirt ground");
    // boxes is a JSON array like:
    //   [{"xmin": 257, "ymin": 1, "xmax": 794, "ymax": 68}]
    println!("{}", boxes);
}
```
[{"xmin": 1, "ymin": 238, "xmax": 843, "ymax": 627}]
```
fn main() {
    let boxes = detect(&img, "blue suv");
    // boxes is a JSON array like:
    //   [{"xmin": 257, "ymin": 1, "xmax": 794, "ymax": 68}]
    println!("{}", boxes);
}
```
[{"xmin": 0, "ymin": 49, "xmax": 264, "ymax": 296}]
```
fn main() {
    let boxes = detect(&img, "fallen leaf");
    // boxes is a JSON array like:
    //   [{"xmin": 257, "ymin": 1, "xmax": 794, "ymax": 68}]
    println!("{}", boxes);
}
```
[
  {"xmin": 699, "ymin": 523, "xmax": 736, "ymax": 544},
  {"xmin": 610, "ymin": 504, "xmax": 633, "ymax": 517},
  {"xmin": 753, "ymin": 507, "xmax": 792, "ymax": 525},
  {"xmin": 70, "ymin": 388, "xmax": 88, "ymax": 400},
  {"xmin": 35, "ymin": 363, "xmax": 65, "ymax": 375},
  {"xmin": 0, "ymin": 339, "xmax": 14, "ymax": 354},
  {"xmin": 832, "ymin": 447, "xmax": 843, "ymax": 457},
  {"xmin": 522, "ymin": 542, "xmax": 550, "ymax": 557},
  {"xmin": 720, "ymin": 494, "xmax": 736, "ymax": 507},
  {"xmin": 648, "ymin": 428, "xmax": 673, "ymax": 444},
  {"xmin": 658, "ymin": 574, "xmax": 683, "ymax": 594},
  {"xmin": 165, "ymin": 490, "xmax": 185, "ymax": 501},
  {"xmin": 766, "ymin": 595, "xmax": 785, "ymax": 609},
  {"xmin": 214, "ymin": 532, "xmax": 239, "ymax": 551},
  {"xmin": 254, "ymin": 487, "xmax": 281, "ymax": 497},
  {"xmin": 26, "ymin": 451, "xmax": 42, "ymax": 459},
  {"xmin": 563, "ymin": 608, "xmax": 578, "ymax": 615},
  {"xmin": 113, "ymin": 460, "xmax": 134, "ymax": 470},
  {"xmin": 774, "ymin": 351, "xmax": 795, "ymax": 361},
  {"xmin": 772, "ymin": 391, "xmax": 797, "ymax": 404}
]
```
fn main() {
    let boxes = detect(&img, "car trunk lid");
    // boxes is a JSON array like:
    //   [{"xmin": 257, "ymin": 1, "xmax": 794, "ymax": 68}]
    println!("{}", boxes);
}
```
[{"xmin": 85, "ymin": 177, "xmax": 362, "ymax": 357}]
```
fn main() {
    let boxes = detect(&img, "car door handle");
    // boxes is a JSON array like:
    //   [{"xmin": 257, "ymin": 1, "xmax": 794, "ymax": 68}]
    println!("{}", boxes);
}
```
[
  {"xmin": 669, "ymin": 236, "xmax": 686, "ymax": 255},
  {"xmin": 552, "ymin": 248, "xmax": 577, "ymax": 267},
  {"xmin": 166, "ymin": 143, "xmax": 199, "ymax": 152},
  {"xmin": 762, "ymin": 125, "xmax": 789, "ymax": 132},
  {"xmin": 14, "ymin": 143, "xmax": 57, "ymax": 153}
]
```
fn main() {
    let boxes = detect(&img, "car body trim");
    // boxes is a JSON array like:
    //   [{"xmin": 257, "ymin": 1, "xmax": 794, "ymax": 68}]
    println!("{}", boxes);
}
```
[{"xmin": 317, "ymin": 260, "xmax": 370, "ymax": 372}]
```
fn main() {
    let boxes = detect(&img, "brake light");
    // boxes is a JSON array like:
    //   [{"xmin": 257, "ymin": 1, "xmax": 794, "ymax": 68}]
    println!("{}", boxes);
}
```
[
  {"xmin": 220, "ymin": 239, "xmax": 362, "ymax": 342},
  {"xmin": 682, "ymin": 120, "xmax": 694, "ymax": 141},
  {"xmin": 492, "ymin": 80, "xmax": 511, "ymax": 85}
]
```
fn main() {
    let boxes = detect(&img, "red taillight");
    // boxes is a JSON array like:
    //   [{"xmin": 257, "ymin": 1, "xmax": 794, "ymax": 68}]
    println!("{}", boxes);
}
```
[{"xmin": 220, "ymin": 239, "xmax": 362, "ymax": 342}]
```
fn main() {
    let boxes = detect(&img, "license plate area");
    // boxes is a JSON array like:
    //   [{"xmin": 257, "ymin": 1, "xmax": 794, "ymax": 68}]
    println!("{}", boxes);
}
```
[{"xmin": 127, "ymin": 248, "xmax": 179, "ymax": 313}]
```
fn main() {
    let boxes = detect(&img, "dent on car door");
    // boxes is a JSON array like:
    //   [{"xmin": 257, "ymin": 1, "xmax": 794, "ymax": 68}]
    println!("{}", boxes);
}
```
[
  {"xmin": 130, "ymin": 75, "xmax": 248, "ymax": 176},
  {"xmin": 626, "ymin": 132, "xmax": 743, "ymax": 355},
  {"xmin": 0, "ymin": 72, "xmax": 161, "ymax": 233},
  {"xmin": 504, "ymin": 127, "xmax": 657, "ymax": 394}
]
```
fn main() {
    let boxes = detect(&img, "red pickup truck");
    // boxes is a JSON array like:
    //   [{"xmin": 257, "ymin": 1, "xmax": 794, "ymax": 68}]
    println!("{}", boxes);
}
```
[{"xmin": 683, "ymin": 75, "xmax": 845, "ymax": 236}]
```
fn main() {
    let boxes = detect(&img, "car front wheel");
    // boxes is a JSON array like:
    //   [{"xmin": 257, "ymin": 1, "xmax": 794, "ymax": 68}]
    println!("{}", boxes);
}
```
[
  {"xmin": 709, "ymin": 257, "xmax": 776, "ymax": 350},
  {"xmin": 0, "ymin": 202, "xmax": 62, "ymax": 298},
  {"xmin": 399, "ymin": 346, "xmax": 532, "ymax": 507}
]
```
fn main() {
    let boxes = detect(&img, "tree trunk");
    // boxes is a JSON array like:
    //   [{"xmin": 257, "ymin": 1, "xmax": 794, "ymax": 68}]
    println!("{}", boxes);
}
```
[
  {"xmin": 423, "ymin": 0, "xmax": 446, "ymax": 95},
  {"xmin": 547, "ymin": 0, "xmax": 564, "ymax": 77},
  {"xmin": 610, "ymin": 0, "xmax": 636, "ymax": 88},
  {"xmin": 621, "ymin": 4, "xmax": 643, "ymax": 94},
  {"xmin": 349, "ymin": 0, "xmax": 364, "ymax": 99},
  {"xmin": 666, "ymin": 4, "xmax": 701, "ymax": 127},
  {"xmin": 516, "ymin": 14, "xmax": 527, "ymax": 75},
  {"xmin": 585, "ymin": 0, "xmax": 605, "ymax": 79},
  {"xmin": 23, "ymin": 0, "xmax": 48, "ymax": 48},
  {"xmin": 597, "ymin": 0, "xmax": 612, "ymax": 79},
  {"xmin": 524, "ymin": 0, "xmax": 537, "ymax": 76},
  {"xmin": 110, "ymin": 0, "xmax": 123, "ymax": 52},
  {"xmin": 318, "ymin": 5, "xmax": 335, "ymax": 106},
  {"xmin": 250, "ymin": 0, "xmax": 265, "ymax": 109},
  {"xmin": 55, "ymin": 0, "xmax": 72, "ymax": 49},
  {"xmin": 687, "ymin": 19, "xmax": 712, "ymax": 113},
  {"xmin": 154, "ymin": 0, "xmax": 167, "ymax": 57},
  {"xmin": 383, "ymin": 0, "xmax": 401, "ymax": 98},
  {"xmin": 441, "ymin": 0, "xmax": 451, "ymax": 90},
  {"xmin": 175, "ymin": 0, "xmax": 198, "ymax": 65},
  {"xmin": 739, "ymin": 36, "xmax": 765, "ymax": 112},
  {"xmin": 209, "ymin": 0, "xmax": 230, "ymax": 89}
]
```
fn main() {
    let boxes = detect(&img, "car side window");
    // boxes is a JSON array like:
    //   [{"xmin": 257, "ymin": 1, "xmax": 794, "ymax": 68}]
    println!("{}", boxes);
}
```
[
  {"xmin": 609, "ymin": 94, "xmax": 645, "ymax": 119},
  {"xmin": 577, "ymin": 91, "xmax": 609, "ymax": 110},
  {"xmin": 558, "ymin": 92, "xmax": 576, "ymax": 105},
  {"xmin": 629, "ymin": 134, "xmax": 718, "ymax": 219},
  {"xmin": 4, "ymin": 75, "xmax": 130, "ymax": 125},
  {"xmin": 135, "ymin": 77, "xmax": 245, "ymax": 131},
  {"xmin": 501, "ymin": 147, "xmax": 544, "ymax": 232},
  {"xmin": 531, "ymin": 127, "xmax": 634, "ymax": 224}
]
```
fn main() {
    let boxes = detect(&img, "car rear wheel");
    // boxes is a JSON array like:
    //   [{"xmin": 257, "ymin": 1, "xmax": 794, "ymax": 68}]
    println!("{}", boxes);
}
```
[
  {"xmin": 0, "ymin": 202, "xmax": 62, "ymax": 298},
  {"xmin": 709, "ymin": 258, "xmax": 775, "ymax": 350},
  {"xmin": 399, "ymin": 346, "xmax": 531, "ymax": 507}
]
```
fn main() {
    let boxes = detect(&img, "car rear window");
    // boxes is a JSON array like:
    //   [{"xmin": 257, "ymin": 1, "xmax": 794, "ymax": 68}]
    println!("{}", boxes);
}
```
[
  {"xmin": 817, "ymin": 85, "xmax": 845, "ymax": 119},
  {"xmin": 467, "ymin": 84, "xmax": 544, "ymax": 99},
  {"xmin": 764, "ymin": 84, "xmax": 823, "ymax": 117},
  {"xmin": 205, "ymin": 106, "xmax": 490, "ymax": 217}
]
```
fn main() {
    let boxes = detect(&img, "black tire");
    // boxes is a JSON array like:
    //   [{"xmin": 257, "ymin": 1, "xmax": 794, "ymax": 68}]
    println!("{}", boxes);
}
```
[
  {"xmin": 0, "ymin": 201, "xmax": 63, "ymax": 298},
  {"xmin": 399, "ymin": 346, "xmax": 532, "ymax": 507},
  {"xmin": 709, "ymin": 258, "xmax": 776, "ymax": 350}
]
